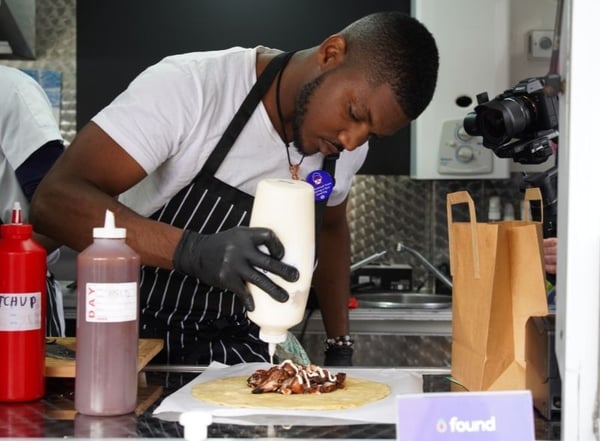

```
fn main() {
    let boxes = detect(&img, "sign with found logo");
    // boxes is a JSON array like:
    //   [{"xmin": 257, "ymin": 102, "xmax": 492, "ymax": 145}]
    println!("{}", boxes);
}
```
[{"xmin": 396, "ymin": 390, "xmax": 535, "ymax": 440}]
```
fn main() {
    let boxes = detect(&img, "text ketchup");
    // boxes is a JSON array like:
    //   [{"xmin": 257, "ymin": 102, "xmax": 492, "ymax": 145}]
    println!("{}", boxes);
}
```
[{"xmin": 0, "ymin": 205, "xmax": 47, "ymax": 402}]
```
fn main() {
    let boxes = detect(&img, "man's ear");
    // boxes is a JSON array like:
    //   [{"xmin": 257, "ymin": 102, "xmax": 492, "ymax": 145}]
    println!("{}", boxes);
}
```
[{"xmin": 317, "ymin": 34, "xmax": 348, "ymax": 70}]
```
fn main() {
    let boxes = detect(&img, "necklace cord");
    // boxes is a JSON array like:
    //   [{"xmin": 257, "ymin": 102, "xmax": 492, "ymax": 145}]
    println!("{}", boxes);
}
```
[{"xmin": 275, "ymin": 52, "xmax": 305, "ymax": 174}]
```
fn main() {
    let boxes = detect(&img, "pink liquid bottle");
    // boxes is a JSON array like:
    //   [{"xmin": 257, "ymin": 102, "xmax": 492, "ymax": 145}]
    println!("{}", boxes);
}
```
[{"xmin": 75, "ymin": 210, "xmax": 140, "ymax": 415}]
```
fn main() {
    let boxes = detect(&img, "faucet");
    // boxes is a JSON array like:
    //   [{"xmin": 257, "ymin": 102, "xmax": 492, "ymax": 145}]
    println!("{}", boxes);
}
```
[
  {"xmin": 396, "ymin": 242, "xmax": 453, "ymax": 290},
  {"xmin": 350, "ymin": 251, "xmax": 387, "ymax": 272}
]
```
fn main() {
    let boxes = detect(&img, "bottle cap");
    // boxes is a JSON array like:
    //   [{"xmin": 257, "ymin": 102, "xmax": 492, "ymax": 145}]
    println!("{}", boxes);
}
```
[
  {"xmin": 503, "ymin": 202, "xmax": 515, "ymax": 220},
  {"xmin": 11, "ymin": 201, "xmax": 22, "ymax": 224},
  {"xmin": 93, "ymin": 209, "xmax": 126, "ymax": 239},
  {"xmin": 488, "ymin": 196, "xmax": 502, "ymax": 221},
  {"xmin": 179, "ymin": 410, "xmax": 212, "ymax": 441},
  {"xmin": 259, "ymin": 329, "xmax": 287, "ymax": 344}
]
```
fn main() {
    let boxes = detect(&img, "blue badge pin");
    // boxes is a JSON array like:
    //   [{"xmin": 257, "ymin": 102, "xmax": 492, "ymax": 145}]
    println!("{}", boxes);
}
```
[{"xmin": 306, "ymin": 170, "xmax": 334, "ymax": 201}]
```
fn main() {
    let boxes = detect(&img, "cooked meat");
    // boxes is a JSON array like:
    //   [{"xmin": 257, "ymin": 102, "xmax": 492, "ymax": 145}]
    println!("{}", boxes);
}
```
[
  {"xmin": 247, "ymin": 360, "xmax": 346, "ymax": 394},
  {"xmin": 248, "ymin": 367, "xmax": 289, "ymax": 393}
]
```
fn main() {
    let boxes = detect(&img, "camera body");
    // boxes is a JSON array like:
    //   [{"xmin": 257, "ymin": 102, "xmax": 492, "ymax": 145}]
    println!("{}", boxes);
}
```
[{"xmin": 463, "ymin": 76, "xmax": 559, "ymax": 164}]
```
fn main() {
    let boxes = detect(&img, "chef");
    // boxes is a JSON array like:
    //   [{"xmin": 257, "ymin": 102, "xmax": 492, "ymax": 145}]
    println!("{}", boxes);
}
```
[
  {"xmin": 30, "ymin": 11, "xmax": 439, "ymax": 365},
  {"xmin": 0, "ymin": 65, "xmax": 66, "ymax": 336}
]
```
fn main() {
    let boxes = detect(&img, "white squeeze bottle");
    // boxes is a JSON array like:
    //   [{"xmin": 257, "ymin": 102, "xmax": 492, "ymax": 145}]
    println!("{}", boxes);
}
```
[
  {"xmin": 247, "ymin": 179, "xmax": 315, "ymax": 362},
  {"xmin": 75, "ymin": 209, "xmax": 140, "ymax": 416}
]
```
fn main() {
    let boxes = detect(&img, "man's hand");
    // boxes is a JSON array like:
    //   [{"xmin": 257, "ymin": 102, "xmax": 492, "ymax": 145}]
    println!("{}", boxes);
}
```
[
  {"xmin": 173, "ymin": 227, "xmax": 299, "ymax": 310},
  {"xmin": 543, "ymin": 237, "xmax": 558, "ymax": 275}
]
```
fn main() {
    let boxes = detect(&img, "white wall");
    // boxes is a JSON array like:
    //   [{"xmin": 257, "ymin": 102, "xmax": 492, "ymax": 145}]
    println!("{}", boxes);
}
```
[
  {"xmin": 509, "ymin": 0, "xmax": 558, "ymax": 173},
  {"xmin": 509, "ymin": 0, "xmax": 557, "ymax": 83}
]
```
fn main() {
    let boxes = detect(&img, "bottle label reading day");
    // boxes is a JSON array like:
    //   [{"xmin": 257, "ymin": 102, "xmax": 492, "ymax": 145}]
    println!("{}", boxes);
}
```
[
  {"xmin": 0, "ymin": 292, "xmax": 42, "ymax": 331},
  {"xmin": 85, "ymin": 282, "xmax": 137, "ymax": 323}
]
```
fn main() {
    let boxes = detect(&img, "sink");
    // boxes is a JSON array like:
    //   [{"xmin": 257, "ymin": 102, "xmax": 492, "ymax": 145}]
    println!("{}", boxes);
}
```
[{"xmin": 353, "ymin": 292, "xmax": 451, "ymax": 309}]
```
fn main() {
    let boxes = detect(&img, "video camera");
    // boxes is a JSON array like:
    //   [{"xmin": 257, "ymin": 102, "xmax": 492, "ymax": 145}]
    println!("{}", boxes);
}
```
[{"xmin": 463, "ymin": 76, "xmax": 559, "ymax": 164}]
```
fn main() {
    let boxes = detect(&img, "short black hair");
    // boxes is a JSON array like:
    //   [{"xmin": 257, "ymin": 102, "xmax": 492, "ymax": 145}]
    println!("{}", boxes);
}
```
[{"xmin": 340, "ymin": 11, "xmax": 439, "ymax": 120}]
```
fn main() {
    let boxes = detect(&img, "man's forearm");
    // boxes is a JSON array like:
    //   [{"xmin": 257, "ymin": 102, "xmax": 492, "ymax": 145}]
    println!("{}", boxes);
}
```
[
  {"xmin": 30, "ymin": 121, "xmax": 185, "ymax": 271},
  {"xmin": 31, "ymin": 232, "xmax": 62, "ymax": 255},
  {"xmin": 31, "ymin": 177, "xmax": 183, "ymax": 270},
  {"xmin": 313, "ymin": 211, "xmax": 351, "ymax": 338}
]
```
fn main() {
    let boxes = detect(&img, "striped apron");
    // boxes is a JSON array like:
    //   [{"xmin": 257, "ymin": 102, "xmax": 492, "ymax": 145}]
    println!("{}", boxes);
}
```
[
  {"xmin": 139, "ymin": 52, "xmax": 290, "ymax": 365},
  {"xmin": 139, "ymin": 52, "xmax": 338, "ymax": 365}
]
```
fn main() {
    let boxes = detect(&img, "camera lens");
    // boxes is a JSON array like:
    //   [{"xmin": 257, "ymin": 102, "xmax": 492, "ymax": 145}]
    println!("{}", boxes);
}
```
[
  {"xmin": 462, "ymin": 112, "xmax": 480, "ymax": 136},
  {"xmin": 477, "ymin": 97, "xmax": 533, "ymax": 147},
  {"xmin": 480, "ymin": 109, "xmax": 506, "ymax": 141}
]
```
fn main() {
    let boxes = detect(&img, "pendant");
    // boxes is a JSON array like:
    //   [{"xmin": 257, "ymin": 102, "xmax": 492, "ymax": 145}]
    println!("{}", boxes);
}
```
[{"xmin": 289, "ymin": 163, "xmax": 301, "ymax": 180}]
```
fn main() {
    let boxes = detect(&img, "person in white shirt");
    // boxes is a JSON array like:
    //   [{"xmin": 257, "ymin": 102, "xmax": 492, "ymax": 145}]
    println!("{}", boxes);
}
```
[
  {"xmin": 0, "ymin": 65, "xmax": 66, "ymax": 336},
  {"xmin": 31, "ymin": 12, "xmax": 439, "ymax": 365}
]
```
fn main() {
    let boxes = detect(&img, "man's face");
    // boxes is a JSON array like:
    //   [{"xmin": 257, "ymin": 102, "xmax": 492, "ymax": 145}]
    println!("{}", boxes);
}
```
[{"xmin": 291, "ymin": 67, "xmax": 410, "ymax": 156}]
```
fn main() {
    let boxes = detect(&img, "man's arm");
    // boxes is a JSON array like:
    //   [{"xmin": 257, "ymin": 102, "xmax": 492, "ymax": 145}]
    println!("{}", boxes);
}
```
[
  {"xmin": 31, "ymin": 232, "xmax": 61, "ymax": 254},
  {"xmin": 14, "ymin": 140, "xmax": 65, "ymax": 254},
  {"xmin": 30, "ymin": 121, "xmax": 298, "ymax": 307},
  {"xmin": 313, "ymin": 199, "xmax": 352, "ymax": 345},
  {"xmin": 30, "ymin": 122, "xmax": 184, "ymax": 269}
]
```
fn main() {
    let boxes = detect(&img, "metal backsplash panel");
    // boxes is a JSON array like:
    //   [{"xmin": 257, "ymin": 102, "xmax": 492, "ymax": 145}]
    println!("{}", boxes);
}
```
[
  {"xmin": 349, "ymin": 174, "xmax": 524, "ymax": 292},
  {"xmin": 348, "ymin": 175, "xmax": 434, "ymax": 290}
]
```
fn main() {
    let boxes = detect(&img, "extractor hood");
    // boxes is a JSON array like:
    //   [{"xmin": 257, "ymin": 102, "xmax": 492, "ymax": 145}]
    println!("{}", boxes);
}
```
[{"xmin": 0, "ymin": 0, "xmax": 35, "ymax": 59}]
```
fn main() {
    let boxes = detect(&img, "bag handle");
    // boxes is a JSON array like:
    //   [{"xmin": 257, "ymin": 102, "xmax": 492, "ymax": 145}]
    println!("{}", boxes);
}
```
[
  {"xmin": 446, "ymin": 191, "xmax": 481, "ymax": 279},
  {"xmin": 523, "ymin": 187, "xmax": 544, "ymax": 224}
]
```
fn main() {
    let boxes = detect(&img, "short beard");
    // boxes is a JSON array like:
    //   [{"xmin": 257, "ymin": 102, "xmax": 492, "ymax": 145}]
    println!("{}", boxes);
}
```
[{"xmin": 291, "ymin": 73, "xmax": 325, "ymax": 156}]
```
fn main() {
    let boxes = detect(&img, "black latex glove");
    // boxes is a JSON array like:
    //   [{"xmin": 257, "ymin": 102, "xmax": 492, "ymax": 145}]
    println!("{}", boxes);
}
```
[
  {"xmin": 324, "ymin": 346, "xmax": 354, "ymax": 367},
  {"xmin": 173, "ymin": 227, "xmax": 299, "ymax": 310}
]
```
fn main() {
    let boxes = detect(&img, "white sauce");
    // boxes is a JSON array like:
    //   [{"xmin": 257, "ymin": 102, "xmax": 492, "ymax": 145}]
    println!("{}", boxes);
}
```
[{"xmin": 276, "ymin": 359, "xmax": 337, "ymax": 389}]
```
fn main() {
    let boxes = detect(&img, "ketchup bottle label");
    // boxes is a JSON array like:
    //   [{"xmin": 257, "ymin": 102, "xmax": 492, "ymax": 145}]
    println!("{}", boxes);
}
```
[
  {"xmin": 0, "ymin": 292, "xmax": 42, "ymax": 331},
  {"xmin": 85, "ymin": 282, "xmax": 137, "ymax": 323}
]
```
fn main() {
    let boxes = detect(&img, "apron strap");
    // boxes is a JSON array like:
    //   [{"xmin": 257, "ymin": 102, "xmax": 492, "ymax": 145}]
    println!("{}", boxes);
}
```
[
  {"xmin": 192, "ymin": 48, "xmax": 339, "ymax": 243},
  {"xmin": 199, "ymin": 51, "xmax": 296, "ymax": 178},
  {"xmin": 315, "ymin": 153, "xmax": 339, "ymax": 246}
]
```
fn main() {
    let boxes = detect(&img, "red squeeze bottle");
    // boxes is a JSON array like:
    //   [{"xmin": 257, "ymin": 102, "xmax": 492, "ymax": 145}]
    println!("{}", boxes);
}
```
[
  {"xmin": 0, "ymin": 202, "xmax": 47, "ymax": 402},
  {"xmin": 75, "ymin": 209, "xmax": 140, "ymax": 416}
]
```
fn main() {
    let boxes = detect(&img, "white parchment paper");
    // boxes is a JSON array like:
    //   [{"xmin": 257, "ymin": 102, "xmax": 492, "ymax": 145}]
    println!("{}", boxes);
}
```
[{"xmin": 153, "ymin": 362, "xmax": 422, "ymax": 425}]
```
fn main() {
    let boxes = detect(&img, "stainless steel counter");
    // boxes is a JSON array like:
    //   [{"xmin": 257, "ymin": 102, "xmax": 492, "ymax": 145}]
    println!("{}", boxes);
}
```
[
  {"xmin": 292, "ymin": 308, "xmax": 452, "ymax": 337},
  {"xmin": 0, "ymin": 368, "xmax": 560, "ymax": 440}
]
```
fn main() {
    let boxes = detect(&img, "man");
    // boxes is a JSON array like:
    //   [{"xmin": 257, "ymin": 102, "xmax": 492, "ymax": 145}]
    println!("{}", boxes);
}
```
[
  {"xmin": 0, "ymin": 65, "xmax": 66, "ymax": 336},
  {"xmin": 31, "ymin": 11, "xmax": 439, "ymax": 365}
]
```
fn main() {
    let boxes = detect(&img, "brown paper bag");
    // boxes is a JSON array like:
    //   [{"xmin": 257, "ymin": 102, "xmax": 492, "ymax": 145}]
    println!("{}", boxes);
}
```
[{"xmin": 446, "ymin": 189, "xmax": 549, "ymax": 391}]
